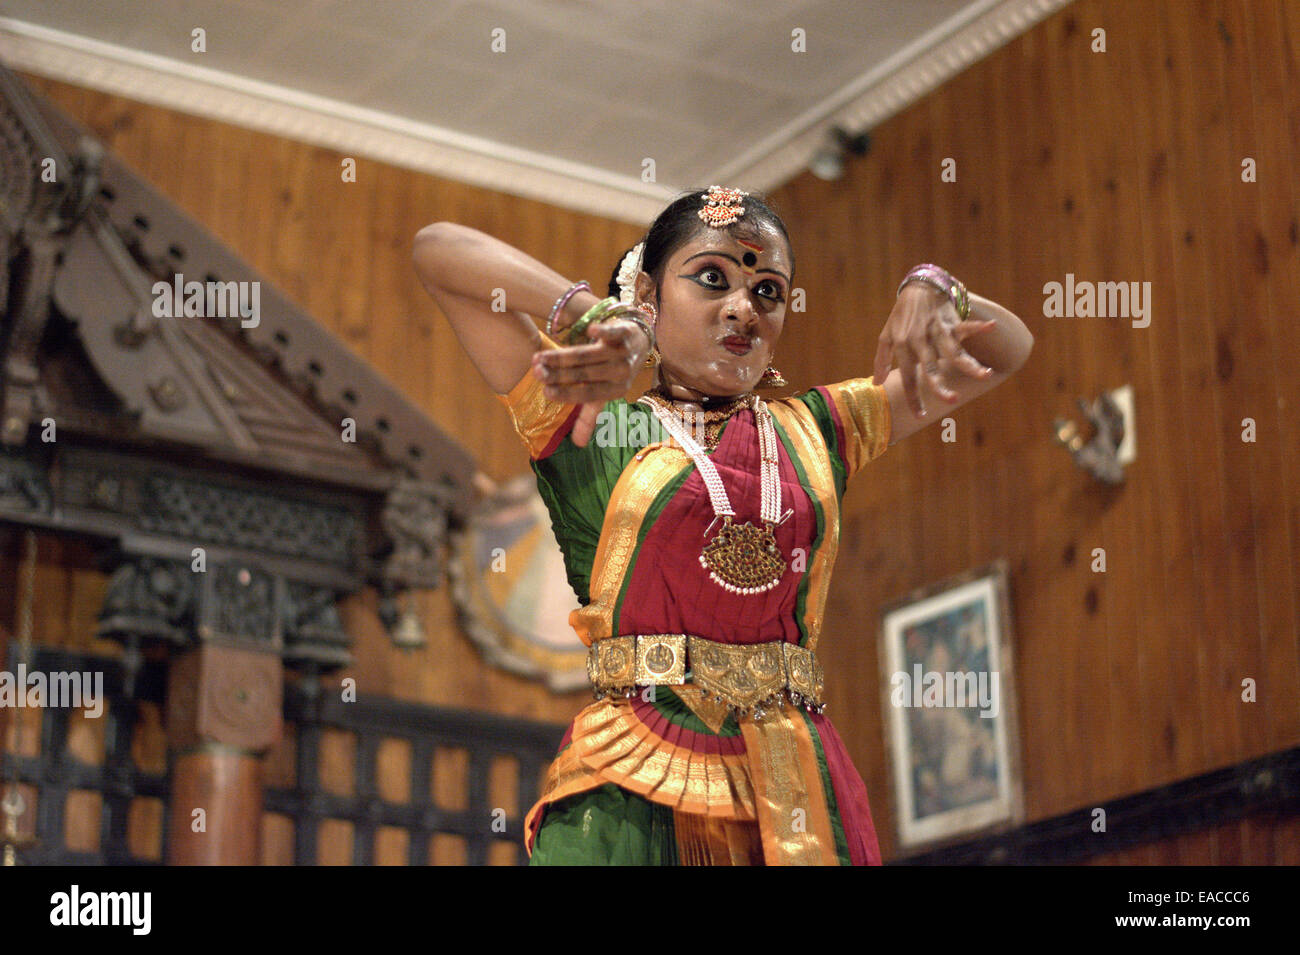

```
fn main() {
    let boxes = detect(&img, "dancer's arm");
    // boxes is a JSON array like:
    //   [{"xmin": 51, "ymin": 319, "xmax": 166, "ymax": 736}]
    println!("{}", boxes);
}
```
[
  {"xmin": 412, "ymin": 224, "xmax": 649, "ymax": 446},
  {"xmin": 875, "ymin": 287, "xmax": 1033, "ymax": 446},
  {"xmin": 411, "ymin": 222, "xmax": 596, "ymax": 393}
]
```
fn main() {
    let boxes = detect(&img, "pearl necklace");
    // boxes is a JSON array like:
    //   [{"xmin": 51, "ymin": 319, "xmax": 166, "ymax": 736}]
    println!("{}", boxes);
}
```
[
  {"xmin": 639, "ymin": 390, "xmax": 749, "ymax": 451},
  {"xmin": 636, "ymin": 393, "xmax": 791, "ymax": 594}
]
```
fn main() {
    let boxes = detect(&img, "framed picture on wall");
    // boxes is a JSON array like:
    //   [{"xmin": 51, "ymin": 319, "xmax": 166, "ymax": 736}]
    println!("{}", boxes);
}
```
[{"xmin": 878, "ymin": 559, "xmax": 1024, "ymax": 854}]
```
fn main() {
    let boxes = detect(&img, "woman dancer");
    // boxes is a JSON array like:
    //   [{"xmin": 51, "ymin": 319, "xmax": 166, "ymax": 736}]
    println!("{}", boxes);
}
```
[{"xmin": 412, "ymin": 186, "xmax": 1032, "ymax": 865}]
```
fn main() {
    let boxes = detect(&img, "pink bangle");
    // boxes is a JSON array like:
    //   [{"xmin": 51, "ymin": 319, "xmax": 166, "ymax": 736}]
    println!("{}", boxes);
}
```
[
  {"xmin": 547, "ymin": 281, "xmax": 590, "ymax": 336},
  {"xmin": 898, "ymin": 264, "xmax": 969, "ymax": 319}
]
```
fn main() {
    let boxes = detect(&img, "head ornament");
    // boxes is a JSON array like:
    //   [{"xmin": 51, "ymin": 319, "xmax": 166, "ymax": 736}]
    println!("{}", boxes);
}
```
[{"xmin": 698, "ymin": 185, "xmax": 749, "ymax": 228}]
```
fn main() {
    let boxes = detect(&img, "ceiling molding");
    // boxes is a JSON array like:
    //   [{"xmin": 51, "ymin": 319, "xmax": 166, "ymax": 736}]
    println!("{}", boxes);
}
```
[
  {"xmin": 722, "ymin": 0, "xmax": 1076, "ymax": 188},
  {"xmin": 1, "ymin": 1, "xmax": 1072, "ymax": 226},
  {"xmin": 0, "ymin": 16, "xmax": 671, "ymax": 225}
]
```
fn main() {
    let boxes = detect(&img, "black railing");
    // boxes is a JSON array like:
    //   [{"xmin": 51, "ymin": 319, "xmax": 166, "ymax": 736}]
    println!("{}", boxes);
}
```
[
  {"xmin": 1, "ymin": 646, "xmax": 566, "ymax": 865},
  {"xmin": 1, "ymin": 646, "xmax": 168, "ymax": 865},
  {"xmin": 267, "ymin": 678, "xmax": 565, "ymax": 866}
]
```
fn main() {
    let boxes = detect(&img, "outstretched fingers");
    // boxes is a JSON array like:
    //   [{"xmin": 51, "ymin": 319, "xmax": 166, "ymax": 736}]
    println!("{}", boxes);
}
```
[{"xmin": 934, "ymin": 320, "xmax": 996, "ymax": 384}]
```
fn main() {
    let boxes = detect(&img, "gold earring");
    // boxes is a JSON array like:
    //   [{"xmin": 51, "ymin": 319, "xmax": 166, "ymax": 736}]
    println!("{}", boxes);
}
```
[
  {"xmin": 638, "ymin": 302, "xmax": 659, "ymax": 368},
  {"xmin": 756, "ymin": 363, "xmax": 787, "ymax": 389}
]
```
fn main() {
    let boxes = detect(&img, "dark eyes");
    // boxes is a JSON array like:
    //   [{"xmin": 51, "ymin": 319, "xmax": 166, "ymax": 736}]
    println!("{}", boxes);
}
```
[{"xmin": 694, "ymin": 266, "xmax": 785, "ymax": 302}]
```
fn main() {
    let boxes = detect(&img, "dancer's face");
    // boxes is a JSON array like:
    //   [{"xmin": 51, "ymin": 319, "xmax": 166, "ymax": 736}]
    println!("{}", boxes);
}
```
[{"xmin": 637, "ymin": 223, "xmax": 792, "ymax": 400}]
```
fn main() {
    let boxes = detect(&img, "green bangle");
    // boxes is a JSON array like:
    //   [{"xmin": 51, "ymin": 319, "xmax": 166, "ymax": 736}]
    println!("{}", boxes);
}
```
[{"xmin": 561, "ymin": 296, "xmax": 621, "ymax": 346}]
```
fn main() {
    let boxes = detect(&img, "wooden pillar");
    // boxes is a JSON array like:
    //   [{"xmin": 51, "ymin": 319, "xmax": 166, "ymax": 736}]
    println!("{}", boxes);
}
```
[{"xmin": 164, "ymin": 643, "xmax": 281, "ymax": 865}]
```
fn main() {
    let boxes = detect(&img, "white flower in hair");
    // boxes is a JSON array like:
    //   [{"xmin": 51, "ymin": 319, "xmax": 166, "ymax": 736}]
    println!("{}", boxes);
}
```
[{"xmin": 617, "ymin": 241, "xmax": 645, "ymax": 304}]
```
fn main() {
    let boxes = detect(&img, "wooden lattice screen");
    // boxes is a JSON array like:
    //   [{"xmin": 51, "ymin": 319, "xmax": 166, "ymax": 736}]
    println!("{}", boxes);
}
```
[{"xmin": 1, "ymin": 645, "xmax": 565, "ymax": 865}]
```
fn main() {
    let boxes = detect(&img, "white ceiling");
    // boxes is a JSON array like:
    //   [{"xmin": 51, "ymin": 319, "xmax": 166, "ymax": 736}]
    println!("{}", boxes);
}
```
[{"xmin": 0, "ymin": 0, "xmax": 1071, "ymax": 221}]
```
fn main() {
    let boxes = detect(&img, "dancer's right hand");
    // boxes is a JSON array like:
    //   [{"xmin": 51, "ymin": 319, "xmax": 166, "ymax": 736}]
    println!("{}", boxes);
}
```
[{"xmin": 531, "ymin": 318, "xmax": 652, "ymax": 447}]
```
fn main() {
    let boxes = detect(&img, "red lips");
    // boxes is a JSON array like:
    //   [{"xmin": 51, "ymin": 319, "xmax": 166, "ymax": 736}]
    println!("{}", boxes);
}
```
[{"xmin": 722, "ymin": 336, "xmax": 753, "ymax": 355}]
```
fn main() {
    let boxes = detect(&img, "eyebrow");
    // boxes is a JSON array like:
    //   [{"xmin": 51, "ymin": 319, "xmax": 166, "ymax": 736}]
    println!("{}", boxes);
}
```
[{"xmin": 683, "ymin": 251, "xmax": 790, "ymax": 283}]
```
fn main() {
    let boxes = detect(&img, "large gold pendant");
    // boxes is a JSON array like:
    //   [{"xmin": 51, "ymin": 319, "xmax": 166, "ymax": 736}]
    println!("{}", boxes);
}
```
[{"xmin": 700, "ymin": 517, "xmax": 786, "ymax": 594}]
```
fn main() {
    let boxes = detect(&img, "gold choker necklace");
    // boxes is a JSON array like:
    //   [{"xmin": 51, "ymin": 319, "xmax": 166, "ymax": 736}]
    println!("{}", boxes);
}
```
[{"xmin": 641, "ymin": 390, "xmax": 752, "ymax": 451}]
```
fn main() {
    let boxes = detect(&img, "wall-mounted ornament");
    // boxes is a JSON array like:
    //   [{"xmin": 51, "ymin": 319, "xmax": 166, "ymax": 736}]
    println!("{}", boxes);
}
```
[
  {"xmin": 447, "ymin": 473, "xmax": 587, "ymax": 692},
  {"xmin": 1053, "ymin": 385, "xmax": 1134, "ymax": 485}
]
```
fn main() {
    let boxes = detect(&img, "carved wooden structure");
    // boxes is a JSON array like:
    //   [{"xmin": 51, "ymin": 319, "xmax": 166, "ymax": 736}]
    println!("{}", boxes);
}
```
[{"xmin": 0, "ymin": 65, "xmax": 493, "ymax": 863}]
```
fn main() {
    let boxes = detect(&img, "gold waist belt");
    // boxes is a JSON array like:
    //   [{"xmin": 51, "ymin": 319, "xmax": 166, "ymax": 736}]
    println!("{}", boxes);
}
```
[{"xmin": 587, "ymin": 634, "xmax": 826, "ymax": 716}]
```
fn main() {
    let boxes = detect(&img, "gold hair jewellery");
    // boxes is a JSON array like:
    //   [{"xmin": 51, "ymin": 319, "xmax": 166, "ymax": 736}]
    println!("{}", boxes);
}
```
[{"xmin": 698, "ymin": 185, "xmax": 749, "ymax": 228}]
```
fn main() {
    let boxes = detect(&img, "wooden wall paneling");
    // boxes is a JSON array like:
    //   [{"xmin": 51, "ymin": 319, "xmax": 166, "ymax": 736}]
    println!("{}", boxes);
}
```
[
  {"xmin": 1190, "ymin": 0, "xmax": 1285, "ymax": 764},
  {"xmin": 1236, "ymin": 0, "xmax": 1300, "ymax": 746},
  {"xmin": 1026, "ymin": 9, "xmax": 1084, "ymax": 817},
  {"xmin": 1160, "ymin": 826, "xmax": 1212, "ymax": 865},
  {"xmin": 1215, "ymin": 816, "xmax": 1243, "ymax": 864},
  {"xmin": 1114, "ymin": 3, "xmax": 1193, "ymax": 792},
  {"xmin": 173, "ymin": 94, "xmax": 213, "ymax": 235},
  {"xmin": 1241, "ymin": 814, "xmax": 1275, "ymax": 866},
  {"xmin": 339, "ymin": 154, "xmax": 385, "ymax": 358},
  {"xmin": 1162, "ymin": 3, "xmax": 1261, "ymax": 771},
  {"xmin": 1120, "ymin": 7, "xmax": 1218, "ymax": 790},
  {"xmin": 974, "ymin": 22, "xmax": 1007, "ymax": 590},
  {"xmin": 1084, "ymin": 815, "xmax": 1300, "ymax": 866},
  {"xmin": 276, "ymin": 144, "xmax": 320, "ymax": 323},
  {"xmin": 1056, "ymin": 8, "xmax": 1114, "ymax": 812},
  {"xmin": 1192, "ymin": 0, "xmax": 1276, "ymax": 761},
  {"xmin": 1270, "ymin": 4, "xmax": 1300, "ymax": 676},
  {"xmin": 1092, "ymin": 9, "xmax": 1179, "ymax": 804},
  {"xmin": 1275, "ymin": 812, "xmax": 1300, "ymax": 864},
  {"xmin": 1079, "ymin": 10, "xmax": 1145, "ymax": 806},
  {"xmin": 1055, "ymin": 18, "xmax": 1118, "ymax": 805},
  {"xmin": 369, "ymin": 158, "xmax": 423, "ymax": 423}
]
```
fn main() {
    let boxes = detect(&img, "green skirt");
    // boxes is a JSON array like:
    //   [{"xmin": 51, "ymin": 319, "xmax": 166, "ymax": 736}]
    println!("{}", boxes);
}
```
[{"xmin": 529, "ymin": 783, "xmax": 679, "ymax": 866}]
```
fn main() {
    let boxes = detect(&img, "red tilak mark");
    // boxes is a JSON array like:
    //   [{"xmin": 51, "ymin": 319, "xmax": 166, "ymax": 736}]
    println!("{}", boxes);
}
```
[{"xmin": 737, "ymin": 239, "xmax": 764, "ymax": 252}]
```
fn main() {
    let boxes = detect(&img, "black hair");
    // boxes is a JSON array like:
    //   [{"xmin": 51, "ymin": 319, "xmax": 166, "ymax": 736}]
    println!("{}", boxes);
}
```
[{"xmin": 605, "ymin": 188, "xmax": 794, "ymax": 302}]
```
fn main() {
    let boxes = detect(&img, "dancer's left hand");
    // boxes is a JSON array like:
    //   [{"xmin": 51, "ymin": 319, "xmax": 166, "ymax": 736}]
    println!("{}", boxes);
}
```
[{"xmin": 872, "ymin": 284, "xmax": 997, "ymax": 418}]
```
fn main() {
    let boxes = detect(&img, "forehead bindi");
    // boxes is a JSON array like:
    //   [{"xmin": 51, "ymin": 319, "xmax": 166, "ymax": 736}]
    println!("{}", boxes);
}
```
[{"xmin": 679, "ymin": 234, "xmax": 790, "ymax": 279}]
